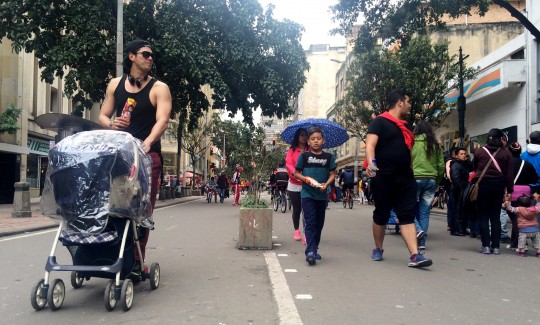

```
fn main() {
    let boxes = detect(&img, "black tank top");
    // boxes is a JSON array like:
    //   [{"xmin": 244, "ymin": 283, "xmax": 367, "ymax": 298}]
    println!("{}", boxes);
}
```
[{"xmin": 113, "ymin": 75, "xmax": 160, "ymax": 153}]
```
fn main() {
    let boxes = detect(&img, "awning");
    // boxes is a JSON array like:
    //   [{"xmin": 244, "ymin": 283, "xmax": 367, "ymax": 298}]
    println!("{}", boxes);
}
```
[{"xmin": 0, "ymin": 142, "xmax": 30, "ymax": 155}]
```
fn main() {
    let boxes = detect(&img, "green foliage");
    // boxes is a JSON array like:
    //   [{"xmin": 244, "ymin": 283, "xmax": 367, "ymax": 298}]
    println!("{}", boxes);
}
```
[
  {"xmin": 240, "ymin": 194, "xmax": 269, "ymax": 208},
  {"xmin": 0, "ymin": 0, "xmax": 309, "ymax": 129},
  {"xmin": 331, "ymin": 0, "xmax": 490, "ymax": 52},
  {"xmin": 335, "ymin": 36, "xmax": 474, "ymax": 138},
  {"xmin": 0, "ymin": 104, "xmax": 22, "ymax": 135}
]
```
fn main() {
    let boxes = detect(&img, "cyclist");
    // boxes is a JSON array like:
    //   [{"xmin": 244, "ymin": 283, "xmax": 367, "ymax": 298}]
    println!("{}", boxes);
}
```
[
  {"xmin": 207, "ymin": 176, "xmax": 218, "ymax": 202},
  {"xmin": 340, "ymin": 168, "xmax": 355, "ymax": 202},
  {"xmin": 274, "ymin": 162, "xmax": 290, "ymax": 199}
]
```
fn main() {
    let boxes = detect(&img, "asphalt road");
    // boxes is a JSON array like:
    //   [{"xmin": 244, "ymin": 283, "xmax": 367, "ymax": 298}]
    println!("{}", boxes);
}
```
[{"xmin": 1, "ymin": 195, "xmax": 539, "ymax": 324}]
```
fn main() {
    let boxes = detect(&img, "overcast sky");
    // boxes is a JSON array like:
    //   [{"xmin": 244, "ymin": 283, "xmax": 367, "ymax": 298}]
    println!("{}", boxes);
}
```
[{"xmin": 258, "ymin": 0, "xmax": 346, "ymax": 49}]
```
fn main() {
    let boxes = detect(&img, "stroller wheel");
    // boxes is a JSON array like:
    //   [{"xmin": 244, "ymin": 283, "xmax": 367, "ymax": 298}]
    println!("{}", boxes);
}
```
[
  {"xmin": 104, "ymin": 280, "xmax": 117, "ymax": 311},
  {"xmin": 30, "ymin": 279, "xmax": 47, "ymax": 311},
  {"xmin": 120, "ymin": 279, "xmax": 134, "ymax": 311},
  {"xmin": 71, "ymin": 271, "xmax": 84, "ymax": 289},
  {"xmin": 47, "ymin": 279, "xmax": 65, "ymax": 311},
  {"xmin": 149, "ymin": 262, "xmax": 160, "ymax": 290}
]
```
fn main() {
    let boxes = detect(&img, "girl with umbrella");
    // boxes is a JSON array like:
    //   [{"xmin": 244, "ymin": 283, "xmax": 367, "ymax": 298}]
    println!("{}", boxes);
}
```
[{"xmin": 285, "ymin": 128, "xmax": 309, "ymax": 243}]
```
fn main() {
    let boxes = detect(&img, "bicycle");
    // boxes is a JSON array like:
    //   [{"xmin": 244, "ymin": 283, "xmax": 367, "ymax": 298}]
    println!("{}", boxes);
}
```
[
  {"xmin": 273, "ymin": 187, "xmax": 287, "ymax": 213},
  {"xmin": 342, "ymin": 187, "xmax": 353, "ymax": 209},
  {"xmin": 206, "ymin": 187, "xmax": 217, "ymax": 203}
]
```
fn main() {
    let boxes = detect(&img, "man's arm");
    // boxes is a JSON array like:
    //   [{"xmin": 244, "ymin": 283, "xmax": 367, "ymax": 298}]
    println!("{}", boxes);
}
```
[
  {"xmin": 365, "ymin": 133, "xmax": 379, "ymax": 177},
  {"xmin": 98, "ymin": 78, "xmax": 123, "ymax": 129},
  {"xmin": 144, "ymin": 82, "xmax": 172, "ymax": 152}
]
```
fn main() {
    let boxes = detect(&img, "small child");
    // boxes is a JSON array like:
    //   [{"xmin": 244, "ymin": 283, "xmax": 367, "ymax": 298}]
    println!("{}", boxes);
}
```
[
  {"xmin": 294, "ymin": 126, "xmax": 336, "ymax": 266},
  {"xmin": 504, "ymin": 195, "xmax": 540, "ymax": 257}
]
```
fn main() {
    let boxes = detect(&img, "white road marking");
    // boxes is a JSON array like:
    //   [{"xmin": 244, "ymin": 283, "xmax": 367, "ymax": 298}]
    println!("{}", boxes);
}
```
[
  {"xmin": 264, "ymin": 252, "xmax": 303, "ymax": 325},
  {"xmin": 166, "ymin": 225, "xmax": 178, "ymax": 231},
  {"xmin": 0, "ymin": 228, "xmax": 56, "ymax": 242},
  {"xmin": 284, "ymin": 269, "xmax": 298, "ymax": 273},
  {"xmin": 295, "ymin": 294, "xmax": 313, "ymax": 300},
  {"xmin": 272, "ymin": 236, "xmax": 278, "ymax": 239},
  {"xmin": 273, "ymin": 243, "xmax": 282, "ymax": 246},
  {"xmin": 278, "ymin": 254, "xmax": 288, "ymax": 257}
]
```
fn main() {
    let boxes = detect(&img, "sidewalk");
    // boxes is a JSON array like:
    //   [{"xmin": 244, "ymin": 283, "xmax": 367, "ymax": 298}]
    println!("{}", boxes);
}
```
[{"xmin": 0, "ymin": 195, "xmax": 202, "ymax": 238}]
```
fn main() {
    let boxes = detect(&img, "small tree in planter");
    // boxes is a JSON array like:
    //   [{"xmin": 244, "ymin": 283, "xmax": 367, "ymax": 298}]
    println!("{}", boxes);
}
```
[{"xmin": 237, "ymin": 126, "xmax": 286, "ymax": 249}]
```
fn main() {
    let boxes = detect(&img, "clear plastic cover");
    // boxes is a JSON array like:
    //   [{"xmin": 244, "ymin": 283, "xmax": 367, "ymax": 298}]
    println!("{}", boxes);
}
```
[{"xmin": 41, "ymin": 130, "xmax": 153, "ymax": 234}]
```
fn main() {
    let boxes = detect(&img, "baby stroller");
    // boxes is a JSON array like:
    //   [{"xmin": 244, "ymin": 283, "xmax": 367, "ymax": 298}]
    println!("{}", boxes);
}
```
[{"xmin": 31, "ymin": 130, "xmax": 160, "ymax": 312}]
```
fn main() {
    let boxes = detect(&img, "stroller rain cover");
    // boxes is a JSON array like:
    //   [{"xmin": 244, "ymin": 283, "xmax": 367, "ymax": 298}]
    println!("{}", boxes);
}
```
[{"xmin": 41, "ymin": 130, "xmax": 153, "ymax": 234}]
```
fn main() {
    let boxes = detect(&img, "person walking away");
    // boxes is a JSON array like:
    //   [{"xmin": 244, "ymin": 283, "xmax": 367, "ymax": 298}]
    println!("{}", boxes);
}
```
[
  {"xmin": 99, "ymin": 39, "xmax": 172, "ymax": 276},
  {"xmin": 506, "ymin": 142, "xmax": 538, "ymax": 250},
  {"xmin": 521, "ymin": 131, "xmax": 540, "ymax": 194},
  {"xmin": 504, "ymin": 194, "xmax": 540, "ymax": 257},
  {"xmin": 217, "ymin": 171, "xmax": 229, "ymax": 203},
  {"xmin": 473, "ymin": 129, "xmax": 513, "ymax": 255},
  {"xmin": 294, "ymin": 126, "xmax": 336, "ymax": 265},
  {"xmin": 450, "ymin": 148, "xmax": 470, "ymax": 236},
  {"xmin": 207, "ymin": 176, "xmax": 218, "ymax": 202},
  {"xmin": 340, "ymin": 168, "xmax": 355, "ymax": 203},
  {"xmin": 286, "ymin": 128, "xmax": 309, "ymax": 242},
  {"xmin": 411, "ymin": 121, "xmax": 444, "ymax": 250},
  {"xmin": 232, "ymin": 166, "xmax": 243, "ymax": 206},
  {"xmin": 365, "ymin": 89, "xmax": 432, "ymax": 268}
]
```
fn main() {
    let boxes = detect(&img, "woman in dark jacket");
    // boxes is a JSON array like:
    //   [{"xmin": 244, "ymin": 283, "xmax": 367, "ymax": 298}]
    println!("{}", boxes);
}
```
[
  {"xmin": 506, "ymin": 142, "xmax": 538, "ymax": 250},
  {"xmin": 473, "ymin": 129, "xmax": 514, "ymax": 255}
]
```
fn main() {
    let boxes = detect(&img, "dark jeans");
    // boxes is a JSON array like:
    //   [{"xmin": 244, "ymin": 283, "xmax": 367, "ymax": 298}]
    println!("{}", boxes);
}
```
[
  {"xmin": 371, "ymin": 172, "xmax": 417, "ymax": 226},
  {"xmin": 289, "ymin": 190, "xmax": 302, "ymax": 230},
  {"xmin": 446, "ymin": 187, "xmax": 455, "ymax": 229},
  {"xmin": 451, "ymin": 187, "xmax": 467, "ymax": 233},
  {"xmin": 218, "ymin": 187, "xmax": 226, "ymax": 202},
  {"xmin": 477, "ymin": 177, "xmax": 506, "ymax": 249},
  {"xmin": 302, "ymin": 197, "xmax": 327, "ymax": 255}
]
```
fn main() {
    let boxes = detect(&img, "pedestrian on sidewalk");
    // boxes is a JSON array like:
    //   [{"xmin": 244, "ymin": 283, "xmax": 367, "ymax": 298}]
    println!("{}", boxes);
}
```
[
  {"xmin": 411, "ymin": 121, "xmax": 444, "ymax": 250},
  {"xmin": 503, "ymin": 194, "xmax": 540, "ymax": 257},
  {"xmin": 286, "ymin": 128, "xmax": 309, "ymax": 243},
  {"xmin": 232, "ymin": 166, "xmax": 243, "ymax": 206},
  {"xmin": 98, "ymin": 39, "xmax": 172, "ymax": 271},
  {"xmin": 294, "ymin": 126, "xmax": 336, "ymax": 265},
  {"xmin": 217, "ymin": 170, "xmax": 229, "ymax": 203},
  {"xmin": 365, "ymin": 89, "xmax": 432, "ymax": 268},
  {"xmin": 450, "ymin": 148, "xmax": 470, "ymax": 236},
  {"xmin": 473, "ymin": 129, "xmax": 513, "ymax": 255}
]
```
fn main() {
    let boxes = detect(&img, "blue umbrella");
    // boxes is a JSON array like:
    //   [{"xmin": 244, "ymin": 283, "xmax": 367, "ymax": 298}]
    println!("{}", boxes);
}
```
[{"xmin": 280, "ymin": 118, "xmax": 349, "ymax": 149}]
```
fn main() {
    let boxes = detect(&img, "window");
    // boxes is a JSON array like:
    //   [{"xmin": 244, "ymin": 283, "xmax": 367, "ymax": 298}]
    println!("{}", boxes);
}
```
[{"xmin": 50, "ymin": 87, "xmax": 59, "ymax": 113}]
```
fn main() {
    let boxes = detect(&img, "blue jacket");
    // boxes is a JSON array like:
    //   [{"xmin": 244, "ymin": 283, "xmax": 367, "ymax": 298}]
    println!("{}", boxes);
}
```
[{"xmin": 520, "ymin": 144, "xmax": 540, "ymax": 187}]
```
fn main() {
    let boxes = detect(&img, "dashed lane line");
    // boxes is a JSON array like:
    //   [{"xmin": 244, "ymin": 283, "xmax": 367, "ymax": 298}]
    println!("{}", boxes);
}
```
[{"xmin": 264, "ymin": 251, "xmax": 303, "ymax": 325}]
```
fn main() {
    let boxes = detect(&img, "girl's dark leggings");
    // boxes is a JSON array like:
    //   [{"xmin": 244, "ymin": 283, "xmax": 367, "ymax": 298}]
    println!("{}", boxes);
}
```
[{"xmin": 289, "ymin": 190, "xmax": 302, "ymax": 230}]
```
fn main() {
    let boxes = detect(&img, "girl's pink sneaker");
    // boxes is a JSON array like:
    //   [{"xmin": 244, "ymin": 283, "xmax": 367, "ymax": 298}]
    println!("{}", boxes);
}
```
[{"xmin": 294, "ymin": 230, "xmax": 301, "ymax": 241}]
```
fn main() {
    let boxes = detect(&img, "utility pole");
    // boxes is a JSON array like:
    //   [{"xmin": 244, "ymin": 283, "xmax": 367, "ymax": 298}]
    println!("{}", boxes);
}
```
[
  {"xmin": 116, "ymin": 0, "xmax": 123, "ymax": 78},
  {"xmin": 457, "ymin": 47, "xmax": 469, "ymax": 148}
]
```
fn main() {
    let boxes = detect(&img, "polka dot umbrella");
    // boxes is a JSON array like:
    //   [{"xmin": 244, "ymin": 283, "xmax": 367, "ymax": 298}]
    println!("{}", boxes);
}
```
[{"xmin": 280, "ymin": 118, "xmax": 349, "ymax": 149}]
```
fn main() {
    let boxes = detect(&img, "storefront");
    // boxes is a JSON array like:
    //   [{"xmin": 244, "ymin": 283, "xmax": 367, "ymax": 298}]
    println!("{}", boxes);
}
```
[
  {"xmin": 0, "ymin": 143, "xmax": 28, "ymax": 204},
  {"xmin": 27, "ymin": 136, "xmax": 52, "ymax": 197}
]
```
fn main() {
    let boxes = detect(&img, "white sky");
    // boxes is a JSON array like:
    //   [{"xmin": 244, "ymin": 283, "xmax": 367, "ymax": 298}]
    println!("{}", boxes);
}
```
[
  {"xmin": 225, "ymin": 0, "xmax": 346, "ymax": 124},
  {"xmin": 258, "ymin": 0, "xmax": 346, "ymax": 49}
]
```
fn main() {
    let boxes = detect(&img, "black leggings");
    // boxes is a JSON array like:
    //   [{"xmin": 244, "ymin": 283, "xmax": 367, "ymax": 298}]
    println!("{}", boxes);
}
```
[
  {"xmin": 477, "ymin": 177, "xmax": 506, "ymax": 249},
  {"xmin": 289, "ymin": 190, "xmax": 302, "ymax": 230}
]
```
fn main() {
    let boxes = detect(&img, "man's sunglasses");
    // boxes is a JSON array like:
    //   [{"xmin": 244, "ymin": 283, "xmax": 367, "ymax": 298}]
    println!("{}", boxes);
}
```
[{"xmin": 137, "ymin": 51, "xmax": 155, "ymax": 59}]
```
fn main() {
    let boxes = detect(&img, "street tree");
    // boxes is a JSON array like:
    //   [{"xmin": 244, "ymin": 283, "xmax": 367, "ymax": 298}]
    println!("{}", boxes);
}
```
[
  {"xmin": 335, "ymin": 36, "xmax": 472, "ymax": 140},
  {"xmin": 0, "ymin": 0, "xmax": 308, "ymax": 128},
  {"xmin": 0, "ymin": 104, "xmax": 22, "ymax": 135},
  {"xmin": 178, "ymin": 119, "xmax": 214, "ymax": 189}
]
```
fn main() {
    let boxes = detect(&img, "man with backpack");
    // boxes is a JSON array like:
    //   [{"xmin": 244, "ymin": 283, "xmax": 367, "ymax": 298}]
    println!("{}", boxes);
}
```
[{"xmin": 340, "ymin": 168, "xmax": 355, "ymax": 200}]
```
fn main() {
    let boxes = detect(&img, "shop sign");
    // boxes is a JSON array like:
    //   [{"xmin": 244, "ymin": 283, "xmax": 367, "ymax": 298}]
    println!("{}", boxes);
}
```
[{"xmin": 28, "ymin": 137, "xmax": 50, "ymax": 155}]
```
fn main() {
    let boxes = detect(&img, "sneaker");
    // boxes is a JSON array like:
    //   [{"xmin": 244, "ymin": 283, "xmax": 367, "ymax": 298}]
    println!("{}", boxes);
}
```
[
  {"xmin": 408, "ymin": 253, "xmax": 433, "ymax": 268},
  {"xmin": 302, "ymin": 235, "xmax": 306, "ymax": 246},
  {"xmin": 492, "ymin": 248, "xmax": 500, "ymax": 255},
  {"xmin": 516, "ymin": 251, "xmax": 526, "ymax": 257},
  {"xmin": 371, "ymin": 248, "xmax": 384, "ymax": 261},
  {"xmin": 416, "ymin": 230, "xmax": 426, "ymax": 241},
  {"xmin": 315, "ymin": 253, "xmax": 322, "ymax": 260},
  {"xmin": 306, "ymin": 252, "xmax": 316, "ymax": 265},
  {"xmin": 479, "ymin": 247, "xmax": 491, "ymax": 254},
  {"xmin": 294, "ymin": 230, "xmax": 301, "ymax": 241}
]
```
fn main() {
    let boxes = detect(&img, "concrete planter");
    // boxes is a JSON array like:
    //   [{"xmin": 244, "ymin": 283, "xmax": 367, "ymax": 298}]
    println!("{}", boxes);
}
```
[{"xmin": 237, "ymin": 207, "xmax": 273, "ymax": 250}]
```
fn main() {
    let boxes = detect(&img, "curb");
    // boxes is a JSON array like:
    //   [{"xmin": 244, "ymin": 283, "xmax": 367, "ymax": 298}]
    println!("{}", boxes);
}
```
[{"xmin": 0, "ymin": 196, "xmax": 202, "ymax": 238}]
